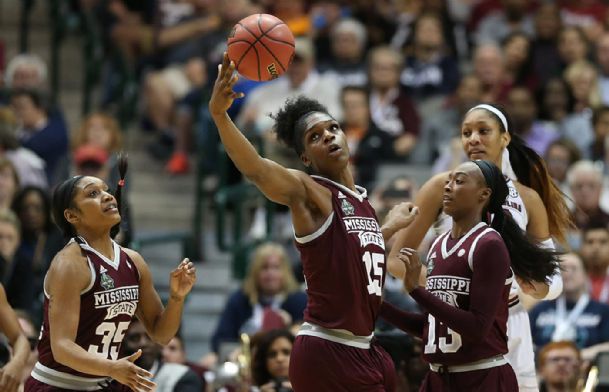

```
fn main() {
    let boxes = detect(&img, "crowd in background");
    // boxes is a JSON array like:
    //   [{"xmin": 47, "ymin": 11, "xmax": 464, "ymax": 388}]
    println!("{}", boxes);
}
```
[{"xmin": 2, "ymin": 0, "xmax": 609, "ymax": 390}]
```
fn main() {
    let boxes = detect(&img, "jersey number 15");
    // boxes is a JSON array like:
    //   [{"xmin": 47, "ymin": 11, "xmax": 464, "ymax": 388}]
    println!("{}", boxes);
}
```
[{"xmin": 363, "ymin": 251, "xmax": 384, "ymax": 296}]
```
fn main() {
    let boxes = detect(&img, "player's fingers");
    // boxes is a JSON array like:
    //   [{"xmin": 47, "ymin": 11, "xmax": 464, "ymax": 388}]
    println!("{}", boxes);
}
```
[
  {"xmin": 231, "ymin": 91, "xmax": 245, "ymax": 100},
  {"xmin": 135, "ymin": 374, "xmax": 156, "ymax": 391},
  {"xmin": 411, "ymin": 206, "xmax": 419, "ymax": 216}
]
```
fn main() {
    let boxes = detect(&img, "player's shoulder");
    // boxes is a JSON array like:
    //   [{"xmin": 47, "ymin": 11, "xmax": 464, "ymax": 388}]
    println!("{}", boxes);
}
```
[
  {"xmin": 121, "ymin": 247, "xmax": 146, "ymax": 268},
  {"xmin": 513, "ymin": 181, "xmax": 543, "ymax": 207},
  {"xmin": 472, "ymin": 226, "xmax": 503, "ymax": 248},
  {"xmin": 51, "ymin": 241, "xmax": 87, "ymax": 268}
]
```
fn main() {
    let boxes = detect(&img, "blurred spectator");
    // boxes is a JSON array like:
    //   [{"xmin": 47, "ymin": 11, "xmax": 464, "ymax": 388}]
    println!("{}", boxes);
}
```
[
  {"xmin": 272, "ymin": 0, "xmax": 310, "ymax": 37},
  {"xmin": 11, "ymin": 186, "xmax": 64, "ymax": 319},
  {"xmin": 590, "ymin": 106, "xmax": 609, "ymax": 162},
  {"xmin": 421, "ymin": 74, "xmax": 483, "ymax": 166},
  {"xmin": 309, "ymin": 0, "xmax": 349, "ymax": 61},
  {"xmin": 123, "ymin": 318, "xmax": 202, "ymax": 391},
  {"xmin": 251, "ymin": 329, "xmax": 294, "ymax": 392},
  {"xmin": 580, "ymin": 222, "xmax": 609, "ymax": 304},
  {"xmin": 0, "ymin": 158, "xmax": 19, "ymax": 211},
  {"xmin": 562, "ymin": 61, "xmax": 600, "ymax": 158},
  {"xmin": 472, "ymin": 43, "xmax": 510, "ymax": 103},
  {"xmin": 340, "ymin": 85, "xmax": 393, "ymax": 189},
  {"xmin": 597, "ymin": 32, "xmax": 609, "ymax": 106},
  {"xmin": 0, "ymin": 121, "xmax": 46, "ymax": 189},
  {"xmin": 3, "ymin": 54, "xmax": 47, "ymax": 90},
  {"xmin": 474, "ymin": 0, "xmax": 534, "ymax": 45},
  {"xmin": 557, "ymin": 26, "xmax": 591, "ymax": 71},
  {"xmin": 367, "ymin": 46, "xmax": 420, "ymax": 160},
  {"xmin": 537, "ymin": 341, "xmax": 583, "ymax": 392},
  {"xmin": 10, "ymin": 89, "xmax": 68, "ymax": 183},
  {"xmin": 205, "ymin": 243, "xmax": 306, "ymax": 368},
  {"xmin": 558, "ymin": 0, "xmax": 607, "ymax": 41},
  {"xmin": 537, "ymin": 77, "xmax": 576, "ymax": 129},
  {"xmin": 0, "ymin": 209, "xmax": 26, "ymax": 309},
  {"xmin": 14, "ymin": 309, "xmax": 38, "ymax": 385},
  {"xmin": 506, "ymin": 86, "xmax": 558, "ymax": 156},
  {"xmin": 318, "ymin": 18, "xmax": 368, "ymax": 88},
  {"xmin": 544, "ymin": 139, "xmax": 581, "ymax": 192},
  {"xmin": 502, "ymin": 32, "xmax": 538, "ymax": 91},
  {"xmin": 529, "ymin": 253, "xmax": 609, "ymax": 354},
  {"xmin": 567, "ymin": 160, "xmax": 609, "ymax": 231},
  {"xmin": 532, "ymin": 3, "xmax": 563, "ymax": 85},
  {"xmin": 162, "ymin": 334, "xmax": 207, "ymax": 390},
  {"xmin": 399, "ymin": 12, "xmax": 460, "ymax": 106}
]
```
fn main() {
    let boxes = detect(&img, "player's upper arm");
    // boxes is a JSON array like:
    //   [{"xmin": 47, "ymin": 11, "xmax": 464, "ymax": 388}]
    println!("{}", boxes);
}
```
[
  {"xmin": 46, "ymin": 245, "xmax": 92, "ymax": 355},
  {"xmin": 124, "ymin": 248, "xmax": 164, "ymax": 335},
  {"xmin": 0, "ymin": 284, "xmax": 23, "ymax": 344},
  {"xmin": 518, "ymin": 184, "xmax": 550, "ymax": 241},
  {"xmin": 245, "ymin": 160, "xmax": 310, "ymax": 207}
]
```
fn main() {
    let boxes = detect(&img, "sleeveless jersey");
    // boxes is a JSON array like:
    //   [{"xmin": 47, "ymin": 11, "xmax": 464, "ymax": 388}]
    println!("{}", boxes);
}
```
[
  {"xmin": 434, "ymin": 178, "xmax": 526, "ymax": 301},
  {"xmin": 422, "ymin": 222, "xmax": 512, "ymax": 366},
  {"xmin": 32, "ymin": 237, "xmax": 140, "ymax": 389},
  {"xmin": 295, "ymin": 176, "xmax": 386, "ymax": 336}
]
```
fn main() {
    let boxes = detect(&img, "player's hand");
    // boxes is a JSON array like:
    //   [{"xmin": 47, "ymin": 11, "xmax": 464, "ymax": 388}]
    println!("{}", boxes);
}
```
[
  {"xmin": 398, "ymin": 247, "xmax": 421, "ymax": 293},
  {"xmin": 108, "ymin": 350, "xmax": 156, "ymax": 392},
  {"xmin": 381, "ymin": 202, "xmax": 419, "ymax": 240},
  {"xmin": 0, "ymin": 361, "xmax": 21, "ymax": 392},
  {"xmin": 516, "ymin": 276, "xmax": 549, "ymax": 299},
  {"xmin": 209, "ymin": 52, "xmax": 245, "ymax": 116},
  {"xmin": 169, "ymin": 258, "xmax": 196, "ymax": 300}
]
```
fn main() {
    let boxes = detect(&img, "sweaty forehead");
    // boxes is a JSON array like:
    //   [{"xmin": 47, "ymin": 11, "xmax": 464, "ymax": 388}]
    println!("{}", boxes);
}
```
[
  {"xmin": 463, "ymin": 109, "xmax": 498, "ymax": 126},
  {"xmin": 76, "ymin": 176, "xmax": 105, "ymax": 190}
]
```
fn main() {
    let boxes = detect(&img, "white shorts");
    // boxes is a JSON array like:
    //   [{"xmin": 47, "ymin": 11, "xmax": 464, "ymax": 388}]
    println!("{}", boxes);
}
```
[{"xmin": 506, "ymin": 302, "xmax": 539, "ymax": 391}]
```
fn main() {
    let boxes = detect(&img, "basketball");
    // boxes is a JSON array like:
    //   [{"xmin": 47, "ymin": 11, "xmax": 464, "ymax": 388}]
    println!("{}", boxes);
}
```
[{"xmin": 227, "ymin": 14, "xmax": 295, "ymax": 82}]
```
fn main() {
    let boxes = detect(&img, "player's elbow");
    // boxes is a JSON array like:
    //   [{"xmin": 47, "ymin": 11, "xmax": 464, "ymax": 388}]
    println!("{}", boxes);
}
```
[{"xmin": 51, "ymin": 339, "xmax": 72, "ymax": 366}]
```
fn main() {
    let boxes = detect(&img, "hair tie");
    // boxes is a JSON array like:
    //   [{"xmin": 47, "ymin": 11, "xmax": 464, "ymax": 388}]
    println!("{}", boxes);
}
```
[{"xmin": 118, "ymin": 179, "xmax": 125, "ymax": 187}]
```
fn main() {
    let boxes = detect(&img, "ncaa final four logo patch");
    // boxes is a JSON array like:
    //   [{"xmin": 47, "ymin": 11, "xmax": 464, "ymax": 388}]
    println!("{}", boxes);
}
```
[
  {"xmin": 341, "ymin": 199, "xmax": 355, "ymax": 215},
  {"xmin": 100, "ymin": 266, "xmax": 115, "ymax": 290}
]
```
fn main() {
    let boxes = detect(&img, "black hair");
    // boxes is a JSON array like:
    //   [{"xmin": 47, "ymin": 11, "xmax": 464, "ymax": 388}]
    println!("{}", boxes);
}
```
[
  {"xmin": 536, "ymin": 77, "xmax": 576, "ymax": 121},
  {"xmin": 501, "ymin": 31, "xmax": 534, "ymax": 86},
  {"xmin": 52, "ymin": 153, "xmax": 128, "ymax": 239},
  {"xmin": 340, "ymin": 85, "xmax": 369, "ymax": 102},
  {"xmin": 592, "ymin": 105, "xmax": 609, "ymax": 127},
  {"xmin": 471, "ymin": 103, "xmax": 573, "ymax": 244},
  {"xmin": 10, "ymin": 88, "xmax": 47, "ymax": 111},
  {"xmin": 271, "ymin": 95, "xmax": 332, "ymax": 156},
  {"xmin": 12, "ymin": 185, "xmax": 53, "ymax": 236},
  {"xmin": 251, "ymin": 329, "xmax": 295, "ymax": 386},
  {"xmin": 473, "ymin": 160, "xmax": 561, "ymax": 284},
  {"xmin": 581, "ymin": 218, "xmax": 609, "ymax": 237}
]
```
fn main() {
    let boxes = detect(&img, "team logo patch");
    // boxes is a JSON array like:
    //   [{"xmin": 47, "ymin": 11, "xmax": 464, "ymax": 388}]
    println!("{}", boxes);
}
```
[
  {"xmin": 341, "ymin": 199, "xmax": 355, "ymax": 216},
  {"xmin": 337, "ymin": 191, "xmax": 346, "ymax": 199},
  {"xmin": 100, "ymin": 267, "xmax": 115, "ymax": 290},
  {"xmin": 457, "ymin": 249, "xmax": 465, "ymax": 257},
  {"xmin": 509, "ymin": 186, "xmax": 518, "ymax": 198},
  {"xmin": 427, "ymin": 252, "xmax": 436, "ymax": 276}
]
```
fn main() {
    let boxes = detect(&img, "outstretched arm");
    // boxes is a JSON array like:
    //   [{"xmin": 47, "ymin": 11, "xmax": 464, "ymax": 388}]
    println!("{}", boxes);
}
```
[
  {"xmin": 209, "ymin": 53, "xmax": 308, "ymax": 207},
  {"xmin": 401, "ymin": 237, "xmax": 511, "ymax": 343},
  {"xmin": 0, "ymin": 285, "xmax": 29, "ymax": 392}
]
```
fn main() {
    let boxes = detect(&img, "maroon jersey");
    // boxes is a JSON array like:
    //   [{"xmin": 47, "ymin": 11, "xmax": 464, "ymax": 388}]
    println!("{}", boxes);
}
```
[
  {"xmin": 31, "ymin": 237, "xmax": 139, "ymax": 389},
  {"xmin": 421, "ymin": 222, "xmax": 512, "ymax": 366},
  {"xmin": 295, "ymin": 176, "xmax": 385, "ymax": 336}
]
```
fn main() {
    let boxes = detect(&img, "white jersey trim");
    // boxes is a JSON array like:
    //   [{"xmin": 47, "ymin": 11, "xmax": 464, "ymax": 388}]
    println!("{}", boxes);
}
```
[
  {"xmin": 311, "ymin": 175, "xmax": 367, "ymax": 202},
  {"xmin": 32, "ymin": 362, "xmax": 109, "ymax": 390},
  {"xmin": 76, "ymin": 236, "xmax": 121, "ymax": 270},
  {"xmin": 294, "ymin": 212, "xmax": 334, "ymax": 244},
  {"xmin": 297, "ymin": 322, "xmax": 373, "ymax": 349},
  {"xmin": 467, "ymin": 227, "xmax": 497, "ymax": 270},
  {"xmin": 441, "ymin": 222, "xmax": 487, "ymax": 260}
]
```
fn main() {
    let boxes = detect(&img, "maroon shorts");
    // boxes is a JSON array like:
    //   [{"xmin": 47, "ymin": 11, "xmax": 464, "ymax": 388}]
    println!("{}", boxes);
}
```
[
  {"xmin": 24, "ymin": 378, "xmax": 130, "ymax": 392},
  {"xmin": 420, "ymin": 363, "xmax": 518, "ymax": 392},
  {"xmin": 289, "ymin": 335, "xmax": 396, "ymax": 392}
]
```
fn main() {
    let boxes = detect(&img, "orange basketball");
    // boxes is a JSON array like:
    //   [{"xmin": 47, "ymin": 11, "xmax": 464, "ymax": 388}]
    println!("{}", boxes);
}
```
[{"xmin": 227, "ymin": 14, "xmax": 295, "ymax": 82}]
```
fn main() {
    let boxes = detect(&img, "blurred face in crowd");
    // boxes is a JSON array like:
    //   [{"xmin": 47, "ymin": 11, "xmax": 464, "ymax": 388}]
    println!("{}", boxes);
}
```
[
  {"xmin": 0, "ymin": 166, "xmax": 17, "ymax": 206},
  {"xmin": 542, "ymin": 79, "xmax": 570, "ymax": 119},
  {"xmin": 503, "ymin": 34, "xmax": 530, "ymax": 71},
  {"xmin": 597, "ymin": 33, "xmax": 609, "ymax": 74},
  {"xmin": 124, "ymin": 321, "xmax": 159, "ymax": 369},
  {"xmin": 11, "ymin": 94, "xmax": 46, "ymax": 129},
  {"xmin": 545, "ymin": 144, "xmax": 572, "ymax": 183},
  {"xmin": 0, "ymin": 221, "xmax": 19, "ymax": 262},
  {"xmin": 18, "ymin": 190, "xmax": 46, "ymax": 234},
  {"xmin": 11, "ymin": 65, "xmax": 44, "ymax": 89},
  {"xmin": 539, "ymin": 347, "xmax": 580, "ymax": 390},
  {"xmin": 535, "ymin": 3, "xmax": 561, "ymax": 40},
  {"xmin": 560, "ymin": 253, "xmax": 587, "ymax": 297},
  {"xmin": 332, "ymin": 29, "xmax": 364, "ymax": 62},
  {"xmin": 257, "ymin": 254, "xmax": 284, "ymax": 296},
  {"xmin": 455, "ymin": 75, "xmax": 483, "ymax": 108},
  {"xmin": 85, "ymin": 115, "xmax": 114, "ymax": 151},
  {"xmin": 342, "ymin": 89, "xmax": 369, "ymax": 128},
  {"xmin": 567, "ymin": 67, "xmax": 597, "ymax": 105},
  {"xmin": 473, "ymin": 45, "xmax": 504, "ymax": 86},
  {"xmin": 266, "ymin": 337, "xmax": 292, "ymax": 379},
  {"xmin": 414, "ymin": 15, "xmax": 443, "ymax": 54},
  {"xmin": 369, "ymin": 49, "xmax": 401, "ymax": 90},
  {"xmin": 502, "ymin": 0, "xmax": 528, "ymax": 20},
  {"xmin": 507, "ymin": 87, "xmax": 536, "ymax": 133},
  {"xmin": 287, "ymin": 53, "xmax": 313, "ymax": 88},
  {"xmin": 594, "ymin": 110, "xmax": 609, "ymax": 140},
  {"xmin": 570, "ymin": 169, "xmax": 602, "ymax": 211},
  {"xmin": 558, "ymin": 27, "xmax": 588, "ymax": 65},
  {"xmin": 162, "ymin": 337, "xmax": 186, "ymax": 364},
  {"xmin": 580, "ymin": 228, "xmax": 609, "ymax": 273}
]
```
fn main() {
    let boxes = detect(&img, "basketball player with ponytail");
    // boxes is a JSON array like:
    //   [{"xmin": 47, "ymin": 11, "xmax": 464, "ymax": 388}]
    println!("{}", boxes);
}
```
[
  {"xmin": 25, "ymin": 154, "xmax": 197, "ymax": 392},
  {"xmin": 381, "ymin": 160, "xmax": 560, "ymax": 391},
  {"xmin": 387, "ymin": 103, "xmax": 572, "ymax": 391}
]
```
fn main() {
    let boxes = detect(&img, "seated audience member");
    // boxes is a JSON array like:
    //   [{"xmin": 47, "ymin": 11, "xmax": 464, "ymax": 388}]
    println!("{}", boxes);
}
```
[
  {"xmin": 205, "ymin": 243, "xmax": 306, "ymax": 368},
  {"xmin": 544, "ymin": 139, "xmax": 581, "ymax": 193},
  {"xmin": 0, "ymin": 209, "xmax": 28, "ymax": 310},
  {"xmin": 580, "ymin": 222, "xmax": 609, "ymax": 305},
  {"xmin": 14, "ymin": 309, "xmax": 38, "ymax": 385},
  {"xmin": 123, "ymin": 318, "xmax": 202, "ymax": 391},
  {"xmin": 537, "ymin": 341, "xmax": 583, "ymax": 392},
  {"xmin": 163, "ymin": 333, "xmax": 207, "ymax": 389},
  {"xmin": 529, "ymin": 253, "xmax": 609, "ymax": 359},
  {"xmin": 10, "ymin": 89, "xmax": 68, "ymax": 183},
  {"xmin": 590, "ymin": 105, "xmax": 609, "ymax": 163},
  {"xmin": 251, "ymin": 329, "xmax": 294, "ymax": 392},
  {"xmin": 4, "ymin": 53, "xmax": 48, "ymax": 91},
  {"xmin": 0, "ymin": 158, "xmax": 19, "ymax": 211},
  {"xmin": 11, "ymin": 186, "xmax": 64, "ymax": 318},
  {"xmin": 0, "ymin": 121, "xmax": 47, "ymax": 189}
]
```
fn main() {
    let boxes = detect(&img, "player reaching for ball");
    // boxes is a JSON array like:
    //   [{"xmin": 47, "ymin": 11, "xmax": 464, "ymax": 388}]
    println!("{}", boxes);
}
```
[
  {"xmin": 209, "ymin": 53, "xmax": 419, "ymax": 391},
  {"xmin": 24, "ymin": 156, "xmax": 196, "ymax": 392},
  {"xmin": 380, "ymin": 160, "xmax": 560, "ymax": 391}
]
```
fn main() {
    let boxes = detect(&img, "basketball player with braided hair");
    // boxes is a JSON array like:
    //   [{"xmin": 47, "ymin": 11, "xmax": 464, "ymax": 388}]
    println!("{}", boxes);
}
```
[
  {"xmin": 209, "ymin": 53, "xmax": 420, "ymax": 391},
  {"xmin": 387, "ymin": 103, "xmax": 571, "ymax": 391},
  {"xmin": 25, "ymin": 154, "xmax": 197, "ymax": 391},
  {"xmin": 381, "ymin": 160, "xmax": 560, "ymax": 391}
]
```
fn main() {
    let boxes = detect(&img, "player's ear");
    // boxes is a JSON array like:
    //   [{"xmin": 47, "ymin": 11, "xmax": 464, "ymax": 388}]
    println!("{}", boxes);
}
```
[
  {"xmin": 479, "ymin": 187, "xmax": 491, "ymax": 203},
  {"xmin": 64, "ymin": 208, "xmax": 79, "ymax": 225},
  {"xmin": 300, "ymin": 153, "xmax": 311, "ymax": 167}
]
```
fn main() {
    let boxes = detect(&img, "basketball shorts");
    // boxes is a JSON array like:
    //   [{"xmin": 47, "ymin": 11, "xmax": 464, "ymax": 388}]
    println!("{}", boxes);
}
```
[{"xmin": 506, "ymin": 302, "xmax": 539, "ymax": 392}]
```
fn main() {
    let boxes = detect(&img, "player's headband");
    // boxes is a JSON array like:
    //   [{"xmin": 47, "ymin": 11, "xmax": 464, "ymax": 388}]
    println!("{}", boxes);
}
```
[
  {"xmin": 294, "ymin": 111, "xmax": 335, "ymax": 154},
  {"xmin": 472, "ymin": 160, "xmax": 496, "ymax": 189},
  {"xmin": 467, "ymin": 104, "xmax": 508, "ymax": 132}
]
